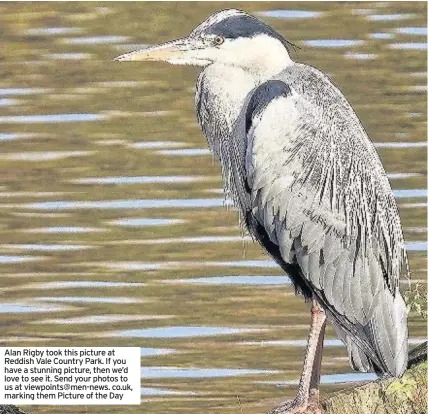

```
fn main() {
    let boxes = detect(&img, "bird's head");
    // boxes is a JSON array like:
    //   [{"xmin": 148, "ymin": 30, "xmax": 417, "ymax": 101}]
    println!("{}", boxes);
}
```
[{"xmin": 113, "ymin": 9, "xmax": 295, "ymax": 77}]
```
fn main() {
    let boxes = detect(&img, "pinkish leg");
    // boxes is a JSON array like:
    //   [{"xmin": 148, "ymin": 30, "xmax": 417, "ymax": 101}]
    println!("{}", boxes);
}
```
[{"xmin": 268, "ymin": 300, "xmax": 326, "ymax": 414}]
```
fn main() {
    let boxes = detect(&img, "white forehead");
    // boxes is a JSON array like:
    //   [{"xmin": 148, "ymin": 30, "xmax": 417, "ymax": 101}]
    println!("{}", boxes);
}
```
[{"xmin": 192, "ymin": 9, "xmax": 248, "ymax": 35}]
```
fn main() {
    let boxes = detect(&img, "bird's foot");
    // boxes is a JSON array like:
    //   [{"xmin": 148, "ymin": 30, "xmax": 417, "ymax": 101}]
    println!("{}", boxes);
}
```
[{"xmin": 267, "ymin": 390, "xmax": 324, "ymax": 414}]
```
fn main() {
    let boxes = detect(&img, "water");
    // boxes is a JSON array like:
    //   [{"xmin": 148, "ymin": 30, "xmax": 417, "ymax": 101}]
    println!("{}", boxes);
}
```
[
  {"xmin": 0, "ymin": 88, "xmax": 49, "ymax": 95},
  {"xmin": 142, "ymin": 366, "xmax": 280, "ymax": 379},
  {"xmin": 389, "ymin": 43, "xmax": 427, "ymax": 50},
  {"xmin": 374, "ymin": 141, "xmax": 426, "ymax": 148},
  {"xmin": 0, "ymin": 2, "xmax": 426, "ymax": 414},
  {"xmin": 262, "ymin": 372, "xmax": 378, "ymax": 386},
  {"xmin": 156, "ymin": 148, "xmax": 212, "ymax": 156},
  {"xmin": 128, "ymin": 140, "xmax": 186, "ymax": 149},
  {"xmin": 396, "ymin": 27, "xmax": 427, "ymax": 36},
  {"xmin": 257, "ymin": 10, "xmax": 323, "ymax": 19},
  {"xmin": 112, "ymin": 326, "xmax": 264, "ymax": 338},
  {"xmin": 168, "ymin": 275, "xmax": 290, "ymax": 285},
  {"xmin": 62, "ymin": 35, "xmax": 131, "ymax": 44},
  {"xmin": 0, "ymin": 303, "xmax": 69, "ymax": 313},
  {"xmin": 36, "ymin": 296, "xmax": 144, "ymax": 304},
  {"xmin": 1, "ymin": 151, "xmax": 93, "ymax": 161},
  {"xmin": 344, "ymin": 53, "xmax": 376, "ymax": 60},
  {"xmin": 73, "ymin": 175, "xmax": 208, "ymax": 184},
  {"xmin": 394, "ymin": 189, "xmax": 428, "ymax": 198},
  {"xmin": 367, "ymin": 13, "xmax": 415, "ymax": 21},
  {"xmin": 25, "ymin": 198, "xmax": 228, "ymax": 210},
  {"xmin": 46, "ymin": 53, "xmax": 93, "ymax": 60},
  {"xmin": 108, "ymin": 218, "xmax": 185, "ymax": 227},
  {"xmin": 0, "ymin": 255, "xmax": 42, "ymax": 263},
  {"xmin": 304, "ymin": 40, "xmax": 364, "ymax": 48},
  {"xmin": 26, "ymin": 27, "xmax": 82, "ymax": 36},
  {"xmin": 370, "ymin": 33, "xmax": 394, "ymax": 39},
  {"xmin": 24, "ymin": 226, "xmax": 106, "ymax": 233},
  {"xmin": 1, "ymin": 244, "xmax": 91, "ymax": 251},
  {"xmin": 142, "ymin": 387, "xmax": 195, "ymax": 396},
  {"xmin": 0, "ymin": 114, "xmax": 105, "ymax": 123}
]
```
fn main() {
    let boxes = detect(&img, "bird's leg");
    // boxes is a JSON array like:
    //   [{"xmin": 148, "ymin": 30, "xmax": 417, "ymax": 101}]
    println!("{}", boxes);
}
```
[
  {"xmin": 268, "ymin": 299, "xmax": 326, "ymax": 414},
  {"xmin": 307, "ymin": 301, "xmax": 326, "ymax": 411}
]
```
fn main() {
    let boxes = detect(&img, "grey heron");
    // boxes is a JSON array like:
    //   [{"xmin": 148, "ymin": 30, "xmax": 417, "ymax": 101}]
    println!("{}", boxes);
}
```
[{"xmin": 114, "ymin": 9, "xmax": 409, "ymax": 413}]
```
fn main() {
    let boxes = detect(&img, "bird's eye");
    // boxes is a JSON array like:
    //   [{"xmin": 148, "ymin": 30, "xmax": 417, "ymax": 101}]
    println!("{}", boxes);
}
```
[{"xmin": 213, "ymin": 36, "xmax": 224, "ymax": 46}]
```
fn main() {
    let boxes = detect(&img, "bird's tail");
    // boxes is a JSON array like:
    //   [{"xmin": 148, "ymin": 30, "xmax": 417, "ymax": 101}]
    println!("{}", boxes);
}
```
[
  {"xmin": 362, "ymin": 288, "xmax": 408, "ymax": 377},
  {"xmin": 336, "ymin": 288, "xmax": 408, "ymax": 377}
]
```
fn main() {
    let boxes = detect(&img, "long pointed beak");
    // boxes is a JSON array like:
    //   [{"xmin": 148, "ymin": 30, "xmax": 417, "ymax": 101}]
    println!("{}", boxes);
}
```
[{"xmin": 113, "ymin": 38, "xmax": 189, "ymax": 62}]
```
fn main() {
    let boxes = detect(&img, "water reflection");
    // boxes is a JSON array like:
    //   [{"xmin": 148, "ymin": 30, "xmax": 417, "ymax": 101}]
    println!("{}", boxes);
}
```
[
  {"xmin": 345, "ymin": 53, "xmax": 376, "ymax": 60},
  {"xmin": 128, "ymin": 140, "xmax": 186, "ymax": 149},
  {"xmin": 370, "ymin": 33, "xmax": 394, "ymax": 39},
  {"xmin": 0, "ymin": 133, "xmax": 23, "ymax": 141},
  {"xmin": 242, "ymin": 337, "xmax": 426, "ymax": 347},
  {"xmin": 46, "ymin": 53, "xmax": 92, "ymax": 60},
  {"xmin": 396, "ymin": 27, "xmax": 427, "ymax": 35},
  {"xmin": 257, "ymin": 10, "xmax": 322, "ymax": 19},
  {"xmin": 138, "ymin": 236, "xmax": 252, "ymax": 244},
  {"xmin": 109, "ymin": 218, "xmax": 185, "ymax": 227},
  {"xmin": 401, "ymin": 202, "xmax": 427, "ymax": 208},
  {"xmin": 111, "ymin": 326, "xmax": 264, "ymax": 338},
  {"xmin": 167, "ymin": 276, "xmax": 290, "ymax": 285},
  {"xmin": 35, "ymin": 315, "xmax": 168, "ymax": 325},
  {"xmin": 367, "ymin": 14, "xmax": 415, "ymax": 21},
  {"xmin": 304, "ymin": 40, "xmax": 364, "ymax": 48},
  {"xmin": 406, "ymin": 241, "xmax": 428, "ymax": 251},
  {"xmin": 36, "ymin": 296, "xmax": 143, "ymax": 304},
  {"xmin": 142, "ymin": 366, "xmax": 279, "ymax": 379},
  {"xmin": 1, "ymin": 244, "xmax": 91, "ymax": 251},
  {"xmin": 101, "ymin": 259, "xmax": 280, "ymax": 271},
  {"xmin": 27, "ymin": 27, "xmax": 82, "ymax": 35},
  {"xmin": 374, "ymin": 141, "xmax": 426, "ymax": 148},
  {"xmin": 156, "ymin": 148, "xmax": 211, "ymax": 156},
  {"xmin": 0, "ymin": 114, "xmax": 104, "ymax": 123},
  {"xmin": 141, "ymin": 387, "xmax": 196, "ymax": 396},
  {"xmin": 0, "ymin": 98, "xmax": 17, "ymax": 107},
  {"xmin": 26, "ymin": 198, "xmax": 228, "ymax": 210},
  {"xmin": 262, "ymin": 372, "xmax": 377, "ymax": 386},
  {"xmin": 141, "ymin": 348, "xmax": 176, "ymax": 357},
  {"xmin": 389, "ymin": 43, "xmax": 427, "ymax": 50},
  {"xmin": 25, "ymin": 226, "xmax": 105, "ymax": 233},
  {"xmin": 62, "ymin": 35, "xmax": 130, "ymax": 44},
  {"xmin": 0, "ymin": 303, "xmax": 69, "ymax": 313},
  {"xmin": 387, "ymin": 173, "xmax": 422, "ymax": 179},
  {"xmin": 0, "ymin": 88, "xmax": 49, "ymax": 95},
  {"xmin": 1, "ymin": 151, "xmax": 93, "ymax": 161},
  {"xmin": 0, "ymin": 255, "xmax": 42, "ymax": 263},
  {"xmin": 73, "ymin": 175, "xmax": 208, "ymax": 184},
  {"xmin": 26, "ymin": 281, "xmax": 146, "ymax": 289},
  {"xmin": 393, "ymin": 189, "xmax": 427, "ymax": 198}
]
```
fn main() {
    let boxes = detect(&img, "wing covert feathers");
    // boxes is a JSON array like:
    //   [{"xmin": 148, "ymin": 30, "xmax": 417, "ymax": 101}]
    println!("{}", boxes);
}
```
[{"xmin": 242, "ymin": 66, "xmax": 407, "ymax": 376}]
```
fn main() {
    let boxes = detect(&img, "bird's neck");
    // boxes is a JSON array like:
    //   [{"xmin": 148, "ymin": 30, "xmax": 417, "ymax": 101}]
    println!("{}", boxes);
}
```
[
  {"xmin": 221, "ymin": 34, "xmax": 293, "ymax": 82},
  {"xmin": 199, "ymin": 61, "xmax": 291, "ymax": 122},
  {"xmin": 199, "ymin": 64, "xmax": 260, "ymax": 126},
  {"xmin": 239, "ymin": 48, "xmax": 293, "ymax": 82}
]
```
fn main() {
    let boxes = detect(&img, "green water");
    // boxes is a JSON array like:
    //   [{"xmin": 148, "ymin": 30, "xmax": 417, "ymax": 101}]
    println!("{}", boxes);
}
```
[{"xmin": 0, "ymin": 2, "xmax": 426, "ymax": 413}]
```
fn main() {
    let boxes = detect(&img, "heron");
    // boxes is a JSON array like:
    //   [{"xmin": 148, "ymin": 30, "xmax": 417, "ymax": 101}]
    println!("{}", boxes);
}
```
[{"xmin": 114, "ymin": 9, "xmax": 409, "ymax": 413}]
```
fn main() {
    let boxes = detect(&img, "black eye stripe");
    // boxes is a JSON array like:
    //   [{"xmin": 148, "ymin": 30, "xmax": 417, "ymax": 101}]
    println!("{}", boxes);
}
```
[{"xmin": 204, "ymin": 15, "xmax": 291, "ymax": 53}]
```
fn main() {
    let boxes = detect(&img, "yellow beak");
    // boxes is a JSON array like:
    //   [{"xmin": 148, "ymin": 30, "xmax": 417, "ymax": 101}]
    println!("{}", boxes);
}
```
[{"xmin": 113, "ymin": 39, "xmax": 188, "ymax": 62}]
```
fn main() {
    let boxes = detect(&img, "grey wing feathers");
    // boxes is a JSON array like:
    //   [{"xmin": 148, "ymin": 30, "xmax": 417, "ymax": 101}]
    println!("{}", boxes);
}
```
[{"xmin": 233, "ymin": 65, "xmax": 408, "ymax": 377}]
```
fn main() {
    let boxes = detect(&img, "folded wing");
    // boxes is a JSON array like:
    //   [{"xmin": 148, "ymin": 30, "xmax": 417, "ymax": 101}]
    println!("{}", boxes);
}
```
[{"xmin": 231, "ymin": 66, "xmax": 408, "ymax": 377}]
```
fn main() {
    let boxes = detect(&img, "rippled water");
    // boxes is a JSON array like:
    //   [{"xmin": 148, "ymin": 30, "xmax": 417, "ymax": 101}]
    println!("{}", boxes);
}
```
[{"xmin": 0, "ymin": 2, "xmax": 426, "ymax": 414}]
